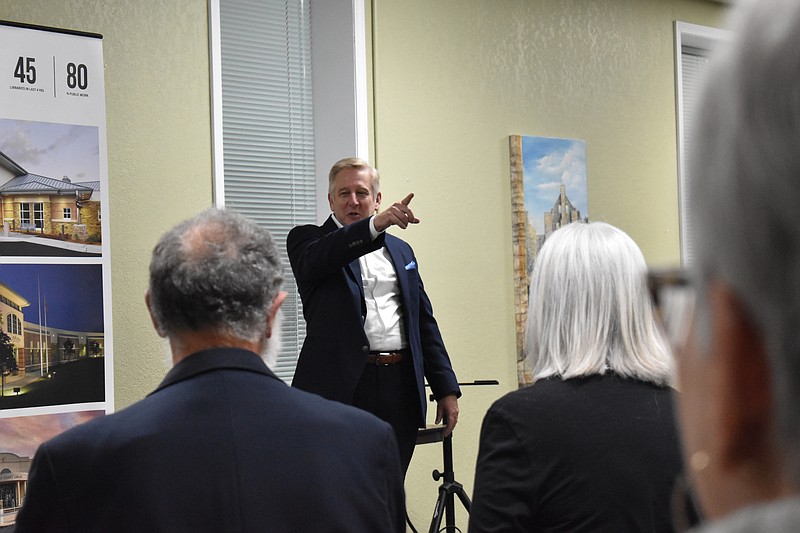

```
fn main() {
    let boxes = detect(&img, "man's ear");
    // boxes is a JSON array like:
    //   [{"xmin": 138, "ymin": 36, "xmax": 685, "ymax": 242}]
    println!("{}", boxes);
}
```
[
  {"xmin": 267, "ymin": 291, "xmax": 288, "ymax": 338},
  {"xmin": 145, "ymin": 290, "xmax": 167, "ymax": 338},
  {"xmin": 707, "ymin": 280, "xmax": 773, "ymax": 470}
]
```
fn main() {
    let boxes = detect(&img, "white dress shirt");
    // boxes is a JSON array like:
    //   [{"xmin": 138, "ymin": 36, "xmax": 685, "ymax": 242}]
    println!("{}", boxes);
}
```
[{"xmin": 333, "ymin": 214, "xmax": 407, "ymax": 351}]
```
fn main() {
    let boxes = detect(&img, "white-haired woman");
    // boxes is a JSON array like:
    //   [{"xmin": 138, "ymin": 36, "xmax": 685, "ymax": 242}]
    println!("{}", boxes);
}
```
[{"xmin": 469, "ymin": 221, "xmax": 683, "ymax": 533}]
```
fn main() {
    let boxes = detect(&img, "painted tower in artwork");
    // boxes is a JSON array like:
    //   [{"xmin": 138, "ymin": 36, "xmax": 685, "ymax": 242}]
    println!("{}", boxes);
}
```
[{"xmin": 543, "ymin": 184, "xmax": 583, "ymax": 239}]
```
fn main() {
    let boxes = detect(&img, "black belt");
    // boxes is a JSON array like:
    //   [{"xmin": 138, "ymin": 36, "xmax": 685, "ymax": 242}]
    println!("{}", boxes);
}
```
[{"xmin": 366, "ymin": 350, "xmax": 406, "ymax": 365}]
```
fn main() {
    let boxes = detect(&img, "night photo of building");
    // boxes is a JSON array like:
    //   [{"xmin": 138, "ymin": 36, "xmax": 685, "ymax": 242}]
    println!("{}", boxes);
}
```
[{"xmin": 0, "ymin": 263, "xmax": 105, "ymax": 410}]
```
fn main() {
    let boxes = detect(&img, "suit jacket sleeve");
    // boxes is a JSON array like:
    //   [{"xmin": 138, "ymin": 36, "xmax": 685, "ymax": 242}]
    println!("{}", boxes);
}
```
[
  {"xmin": 287, "ymin": 217, "xmax": 384, "ymax": 283},
  {"xmin": 469, "ymin": 403, "xmax": 535, "ymax": 533}
]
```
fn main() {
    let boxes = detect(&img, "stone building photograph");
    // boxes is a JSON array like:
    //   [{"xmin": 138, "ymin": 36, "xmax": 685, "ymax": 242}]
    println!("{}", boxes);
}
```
[
  {"xmin": 0, "ymin": 118, "xmax": 101, "ymax": 257},
  {"xmin": 0, "ymin": 411, "xmax": 104, "ymax": 528}
]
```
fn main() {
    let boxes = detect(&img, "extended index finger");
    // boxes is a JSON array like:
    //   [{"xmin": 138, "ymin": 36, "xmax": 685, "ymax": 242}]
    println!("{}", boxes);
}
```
[{"xmin": 401, "ymin": 193, "xmax": 415, "ymax": 206}]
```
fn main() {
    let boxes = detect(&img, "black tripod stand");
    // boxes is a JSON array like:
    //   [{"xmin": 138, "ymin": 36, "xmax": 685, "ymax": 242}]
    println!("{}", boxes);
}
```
[
  {"xmin": 428, "ymin": 430, "xmax": 471, "ymax": 532},
  {"xmin": 417, "ymin": 379, "xmax": 498, "ymax": 533}
]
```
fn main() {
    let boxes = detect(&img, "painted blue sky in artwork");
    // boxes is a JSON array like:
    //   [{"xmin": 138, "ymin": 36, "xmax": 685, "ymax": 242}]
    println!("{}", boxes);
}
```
[
  {"xmin": 522, "ymin": 136, "xmax": 588, "ymax": 235},
  {"xmin": 0, "ymin": 118, "xmax": 99, "ymax": 183},
  {"xmin": 0, "ymin": 263, "xmax": 104, "ymax": 332}
]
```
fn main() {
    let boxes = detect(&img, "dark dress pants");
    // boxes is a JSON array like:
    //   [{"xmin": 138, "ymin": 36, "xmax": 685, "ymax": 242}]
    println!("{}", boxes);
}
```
[{"xmin": 352, "ymin": 356, "xmax": 420, "ymax": 474}]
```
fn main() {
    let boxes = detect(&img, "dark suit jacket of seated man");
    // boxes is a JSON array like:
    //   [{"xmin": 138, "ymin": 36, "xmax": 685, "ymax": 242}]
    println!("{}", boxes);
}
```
[
  {"xmin": 14, "ymin": 208, "xmax": 405, "ymax": 533},
  {"xmin": 288, "ymin": 157, "xmax": 461, "ymax": 472}
]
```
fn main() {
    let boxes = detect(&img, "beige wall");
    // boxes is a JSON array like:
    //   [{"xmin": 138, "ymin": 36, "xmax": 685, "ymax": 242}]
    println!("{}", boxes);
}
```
[
  {"xmin": 1, "ymin": 0, "xmax": 726, "ymax": 530},
  {"xmin": 0, "ymin": 0, "xmax": 214, "ymax": 406},
  {"xmin": 369, "ymin": 0, "xmax": 724, "ymax": 528}
]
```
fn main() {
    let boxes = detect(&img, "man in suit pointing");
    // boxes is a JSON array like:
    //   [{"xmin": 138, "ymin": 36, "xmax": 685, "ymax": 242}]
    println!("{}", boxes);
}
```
[
  {"xmin": 16, "ymin": 208, "xmax": 405, "ymax": 532},
  {"xmin": 288, "ymin": 157, "xmax": 461, "ymax": 473}
]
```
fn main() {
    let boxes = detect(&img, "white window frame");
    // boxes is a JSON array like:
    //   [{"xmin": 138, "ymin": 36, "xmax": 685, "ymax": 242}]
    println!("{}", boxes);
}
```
[
  {"xmin": 63, "ymin": 207, "xmax": 72, "ymax": 219},
  {"xmin": 19, "ymin": 203, "xmax": 30, "ymax": 224},
  {"xmin": 674, "ymin": 21, "xmax": 730, "ymax": 265},
  {"xmin": 208, "ymin": 0, "xmax": 369, "ymax": 382},
  {"xmin": 33, "ymin": 202, "xmax": 44, "ymax": 229}
]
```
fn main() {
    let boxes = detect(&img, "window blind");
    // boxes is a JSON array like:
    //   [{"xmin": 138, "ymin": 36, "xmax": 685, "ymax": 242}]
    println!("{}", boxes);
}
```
[
  {"xmin": 678, "ymin": 49, "xmax": 709, "ymax": 267},
  {"xmin": 218, "ymin": 0, "xmax": 316, "ymax": 383},
  {"xmin": 675, "ymin": 22, "xmax": 729, "ymax": 266}
]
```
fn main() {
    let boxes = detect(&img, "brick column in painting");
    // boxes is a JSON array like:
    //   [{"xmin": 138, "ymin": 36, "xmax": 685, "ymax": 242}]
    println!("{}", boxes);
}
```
[{"xmin": 509, "ymin": 136, "xmax": 534, "ymax": 386}]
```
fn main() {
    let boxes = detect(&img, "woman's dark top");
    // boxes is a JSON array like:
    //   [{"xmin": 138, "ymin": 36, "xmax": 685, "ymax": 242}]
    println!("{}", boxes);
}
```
[{"xmin": 469, "ymin": 373, "xmax": 683, "ymax": 533}]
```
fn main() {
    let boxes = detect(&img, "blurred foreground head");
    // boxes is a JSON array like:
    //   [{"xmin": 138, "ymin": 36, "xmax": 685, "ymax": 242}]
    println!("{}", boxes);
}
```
[{"xmin": 682, "ymin": 0, "xmax": 800, "ymax": 520}]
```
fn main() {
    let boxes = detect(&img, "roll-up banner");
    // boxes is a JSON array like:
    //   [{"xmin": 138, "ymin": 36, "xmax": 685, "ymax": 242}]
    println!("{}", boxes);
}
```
[{"xmin": 0, "ymin": 20, "xmax": 112, "ymax": 521}]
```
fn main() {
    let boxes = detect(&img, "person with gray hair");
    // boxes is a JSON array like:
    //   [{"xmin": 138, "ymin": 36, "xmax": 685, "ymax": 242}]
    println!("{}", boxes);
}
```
[
  {"xmin": 15, "ymin": 207, "xmax": 405, "ymax": 532},
  {"xmin": 647, "ymin": 0, "xmax": 800, "ymax": 531},
  {"xmin": 470, "ymin": 221, "xmax": 682, "ymax": 533}
]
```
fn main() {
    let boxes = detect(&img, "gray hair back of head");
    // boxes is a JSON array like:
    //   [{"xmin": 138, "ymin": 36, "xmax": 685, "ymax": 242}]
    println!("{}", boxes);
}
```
[
  {"xmin": 525, "ymin": 221, "xmax": 673, "ymax": 386},
  {"xmin": 688, "ymin": 0, "xmax": 800, "ymax": 482},
  {"xmin": 148, "ymin": 207, "xmax": 284, "ymax": 344}
]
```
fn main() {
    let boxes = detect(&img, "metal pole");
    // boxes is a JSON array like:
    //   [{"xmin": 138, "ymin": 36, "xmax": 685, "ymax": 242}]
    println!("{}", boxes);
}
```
[{"xmin": 37, "ymin": 277, "xmax": 43, "ymax": 377}]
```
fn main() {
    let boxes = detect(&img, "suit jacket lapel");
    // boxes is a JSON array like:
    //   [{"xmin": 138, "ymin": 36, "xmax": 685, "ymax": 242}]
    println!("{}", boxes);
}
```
[{"xmin": 348, "ymin": 258, "xmax": 362, "ymax": 286}]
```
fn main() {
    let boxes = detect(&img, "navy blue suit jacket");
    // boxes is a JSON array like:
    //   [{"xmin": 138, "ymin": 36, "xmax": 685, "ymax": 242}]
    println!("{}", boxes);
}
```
[
  {"xmin": 287, "ymin": 216, "xmax": 460, "ymax": 425},
  {"xmin": 15, "ymin": 348, "xmax": 405, "ymax": 532}
]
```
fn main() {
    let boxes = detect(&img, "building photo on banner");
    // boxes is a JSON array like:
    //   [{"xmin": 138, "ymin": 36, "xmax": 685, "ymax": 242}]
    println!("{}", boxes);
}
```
[
  {"xmin": 509, "ymin": 134, "xmax": 588, "ymax": 386},
  {"xmin": 0, "ymin": 20, "xmax": 111, "ymax": 528}
]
